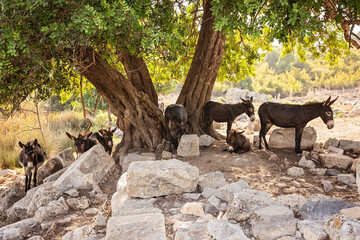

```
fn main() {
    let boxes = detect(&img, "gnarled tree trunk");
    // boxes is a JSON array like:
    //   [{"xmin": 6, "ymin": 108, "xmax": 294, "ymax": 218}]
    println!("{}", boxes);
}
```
[
  {"xmin": 176, "ymin": 0, "xmax": 226, "ymax": 138},
  {"xmin": 77, "ymin": 46, "xmax": 166, "ymax": 160}
]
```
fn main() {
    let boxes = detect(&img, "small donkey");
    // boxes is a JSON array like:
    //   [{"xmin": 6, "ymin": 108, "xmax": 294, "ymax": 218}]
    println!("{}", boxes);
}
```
[
  {"xmin": 66, "ymin": 132, "xmax": 98, "ymax": 158},
  {"xmin": 91, "ymin": 127, "xmax": 116, "ymax": 155},
  {"xmin": 165, "ymin": 104, "xmax": 188, "ymax": 153},
  {"xmin": 18, "ymin": 139, "xmax": 46, "ymax": 192},
  {"xmin": 226, "ymin": 129, "xmax": 252, "ymax": 154}
]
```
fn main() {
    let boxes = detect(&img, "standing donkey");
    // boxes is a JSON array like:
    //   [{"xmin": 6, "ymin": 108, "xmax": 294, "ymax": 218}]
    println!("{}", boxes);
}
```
[
  {"xmin": 203, "ymin": 97, "xmax": 255, "ymax": 140},
  {"xmin": 91, "ymin": 127, "xmax": 116, "ymax": 155},
  {"xmin": 18, "ymin": 139, "xmax": 46, "ymax": 192},
  {"xmin": 258, "ymin": 96, "xmax": 338, "ymax": 154},
  {"xmin": 165, "ymin": 104, "xmax": 188, "ymax": 153},
  {"xmin": 66, "ymin": 132, "xmax": 98, "ymax": 158}
]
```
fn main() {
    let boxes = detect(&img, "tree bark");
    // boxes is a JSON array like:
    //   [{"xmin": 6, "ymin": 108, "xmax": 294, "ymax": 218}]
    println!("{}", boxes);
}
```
[
  {"xmin": 176, "ymin": 0, "xmax": 226, "ymax": 138},
  {"xmin": 76, "ymin": 46, "xmax": 166, "ymax": 158}
]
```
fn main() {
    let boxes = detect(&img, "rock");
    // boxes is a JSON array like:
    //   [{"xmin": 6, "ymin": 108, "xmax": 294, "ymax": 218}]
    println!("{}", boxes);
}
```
[
  {"xmin": 324, "ymin": 138, "xmax": 339, "ymax": 149},
  {"xmin": 0, "ymin": 183, "xmax": 25, "ymax": 218},
  {"xmin": 27, "ymin": 184, "xmax": 62, "ymax": 216},
  {"xmin": 208, "ymin": 195, "xmax": 227, "ymax": 212},
  {"xmin": 326, "ymin": 169, "xmax": 341, "ymax": 176},
  {"xmin": 253, "ymin": 134, "xmax": 260, "ymax": 147},
  {"xmin": 121, "ymin": 152, "xmax": 156, "ymax": 172},
  {"xmin": 328, "ymin": 146, "xmax": 344, "ymax": 155},
  {"xmin": 43, "ymin": 167, "xmax": 68, "ymax": 183},
  {"xmin": 351, "ymin": 158, "xmax": 360, "ymax": 173},
  {"xmin": 174, "ymin": 222, "xmax": 210, "ymax": 240},
  {"xmin": 298, "ymin": 156, "xmax": 316, "ymax": 169},
  {"xmin": 279, "ymin": 176, "xmax": 293, "ymax": 182},
  {"xmin": 287, "ymin": 167, "xmax": 304, "ymax": 176},
  {"xmin": 0, "ymin": 169, "xmax": 14, "ymax": 177},
  {"xmin": 199, "ymin": 134, "xmax": 215, "ymax": 147},
  {"xmin": 126, "ymin": 159, "xmax": 199, "ymax": 198},
  {"xmin": 319, "ymin": 154, "xmax": 353, "ymax": 170},
  {"xmin": 340, "ymin": 206, "xmax": 360, "ymax": 219},
  {"xmin": 325, "ymin": 214, "xmax": 360, "ymax": 239},
  {"xmin": 36, "ymin": 157, "xmax": 63, "ymax": 185},
  {"xmin": 66, "ymin": 196, "xmax": 90, "ymax": 210},
  {"xmin": 225, "ymin": 88, "xmax": 250, "ymax": 102},
  {"xmin": 106, "ymin": 213, "xmax": 166, "ymax": 240},
  {"xmin": 227, "ymin": 189, "xmax": 275, "ymax": 221},
  {"xmin": 309, "ymin": 168, "xmax": 327, "ymax": 176},
  {"xmin": 348, "ymin": 103, "xmax": 360, "ymax": 117},
  {"xmin": 269, "ymin": 127, "xmax": 316, "ymax": 150},
  {"xmin": 276, "ymin": 194, "xmax": 307, "ymax": 216},
  {"xmin": 28, "ymin": 236, "xmax": 44, "ymax": 240},
  {"xmin": 339, "ymin": 139, "xmax": 360, "ymax": 151},
  {"xmin": 300, "ymin": 199, "xmax": 356, "ymax": 221},
  {"xmin": 357, "ymin": 161, "xmax": 360, "ymax": 195},
  {"xmin": 297, "ymin": 220, "xmax": 327, "ymax": 240},
  {"xmin": 337, "ymin": 174, "xmax": 356, "ymax": 186},
  {"xmin": 182, "ymin": 193, "xmax": 201, "ymax": 200},
  {"xmin": 40, "ymin": 214, "xmax": 77, "ymax": 231},
  {"xmin": 207, "ymin": 219, "xmax": 250, "ymax": 240},
  {"xmin": 180, "ymin": 202, "xmax": 204, "ymax": 217},
  {"xmin": 251, "ymin": 205, "xmax": 297, "ymax": 240},
  {"xmin": 62, "ymin": 225, "xmax": 96, "ymax": 240},
  {"xmin": 321, "ymin": 180, "xmax": 334, "ymax": 192},
  {"xmin": 53, "ymin": 144, "xmax": 115, "ymax": 192},
  {"xmin": 313, "ymin": 142, "xmax": 323, "ymax": 152},
  {"xmin": 112, "ymin": 197, "xmax": 161, "ymax": 217},
  {"xmin": 64, "ymin": 189, "xmax": 79, "ymax": 198},
  {"xmin": 34, "ymin": 196, "xmax": 69, "ymax": 222},
  {"xmin": 217, "ymin": 180, "xmax": 250, "ymax": 202},
  {"xmin": 201, "ymin": 188, "xmax": 218, "ymax": 199},
  {"xmin": 177, "ymin": 134, "xmax": 200, "ymax": 157},
  {"xmin": 198, "ymin": 171, "xmax": 228, "ymax": 191},
  {"xmin": 56, "ymin": 147, "xmax": 76, "ymax": 167},
  {"xmin": 161, "ymin": 151, "xmax": 172, "ymax": 160},
  {"xmin": 84, "ymin": 208, "xmax": 99, "ymax": 216},
  {"xmin": 204, "ymin": 202, "xmax": 219, "ymax": 216},
  {"xmin": 94, "ymin": 212, "xmax": 107, "ymax": 228},
  {"xmin": 0, "ymin": 218, "xmax": 36, "ymax": 240}
]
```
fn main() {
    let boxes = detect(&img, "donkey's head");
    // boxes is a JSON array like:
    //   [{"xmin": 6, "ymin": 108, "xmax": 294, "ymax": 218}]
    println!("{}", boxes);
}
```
[
  {"xmin": 18, "ymin": 139, "xmax": 40, "ymax": 170},
  {"xmin": 319, "ymin": 96, "xmax": 338, "ymax": 129},
  {"xmin": 241, "ymin": 97, "xmax": 255, "ymax": 121},
  {"xmin": 99, "ymin": 127, "xmax": 116, "ymax": 151},
  {"xmin": 66, "ymin": 132, "xmax": 93, "ymax": 157}
]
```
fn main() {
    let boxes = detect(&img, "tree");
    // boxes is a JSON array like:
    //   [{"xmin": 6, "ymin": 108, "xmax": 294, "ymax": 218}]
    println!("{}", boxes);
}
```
[{"xmin": 1, "ymin": 0, "xmax": 360, "ymax": 156}]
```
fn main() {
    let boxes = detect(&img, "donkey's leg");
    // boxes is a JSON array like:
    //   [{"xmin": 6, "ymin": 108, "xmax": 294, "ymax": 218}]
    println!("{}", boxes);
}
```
[
  {"xmin": 259, "ymin": 123, "xmax": 266, "ymax": 149},
  {"xmin": 295, "ymin": 127, "xmax": 304, "ymax": 154},
  {"xmin": 33, "ymin": 166, "xmax": 38, "ymax": 188},
  {"xmin": 262, "ymin": 123, "xmax": 273, "ymax": 150},
  {"xmin": 174, "ymin": 128, "xmax": 179, "ymax": 149},
  {"xmin": 24, "ymin": 169, "xmax": 28, "ymax": 192},
  {"xmin": 28, "ymin": 170, "xmax": 32, "ymax": 191},
  {"xmin": 226, "ymin": 121, "xmax": 233, "ymax": 143}
]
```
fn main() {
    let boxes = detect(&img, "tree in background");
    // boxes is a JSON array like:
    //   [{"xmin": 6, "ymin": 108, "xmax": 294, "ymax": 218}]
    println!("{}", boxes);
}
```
[{"xmin": 1, "ymin": 0, "xmax": 360, "ymax": 155}]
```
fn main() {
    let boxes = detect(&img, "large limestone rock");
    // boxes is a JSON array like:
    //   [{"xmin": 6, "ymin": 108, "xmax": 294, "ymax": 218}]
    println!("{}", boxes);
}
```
[
  {"xmin": 276, "ymin": 194, "xmax": 307, "ymax": 216},
  {"xmin": 319, "ymin": 154, "xmax": 353, "ymax": 170},
  {"xmin": 126, "ymin": 159, "xmax": 199, "ymax": 198},
  {"xmin": 0, "ymin": 218, "xmax": 36, "ymax": 240},
  {"xmin": 325, "ymin": 214, "xmax": 360, "ymax": 239},
  {"xmin": 53, "ymin": 144, "xmax": 115, "ymax": 192},
  {"xmin": 34, "ymin": 196, "xmax": 69, "ymax": 222},
  {"xmin": 251, "ymin": 205, "xmax": 297, "ymax": 240},
  {"xmin": 175, "ymin": 222, "xmax": 210, "ymax": 240},
  {"xmin": 207, "ymin": 220, "xmax": 250, "ymax": 240},
  {"xmin": 36, "ymin": 157, "xmax": 63, "ymax": 185},
  {"xmin": 227, "ymin": 189, "xmax": 275, "ymax": 221},
  {"xmin": 120, "ymin": 152, "xmax": 156, "ymax": 172},
  {"xmin": 269, "ymin": 126, "xmax": 316, "ymax": 149},
  {"xmin": 177, "ymin": 134, "xmax": 200, "ymax": 157},
  {"xmin": 27, "ymin": 184, "xmax": 62, "ymax": 216},
  {"xmin": 199, "ymin": 134, "xmax": 215, "ymax": 147},
  {"xmin": 198, "ymin": 171, "xmax": 228, "ymax": 191},
  {"xmin": 56, "ymin": 147, "xmax": 76, "ymax": 167},
  {"xmin": 339, "ymin": 139, "xmax": 360, "ymax": 151},
  {"xmin": 0, "ymin": 183, "xmax": 25, "ymax": 218},
  {"xmin": 106, "ymin": 213, "xmax": 166, "ymax": 240},
  {"xmin": 297, "ymin": 220, "xmax": 327, "ymax": 240},
  {"xmin": 62, "ymin": 225, "xmax": 96, "ymax": 240}
]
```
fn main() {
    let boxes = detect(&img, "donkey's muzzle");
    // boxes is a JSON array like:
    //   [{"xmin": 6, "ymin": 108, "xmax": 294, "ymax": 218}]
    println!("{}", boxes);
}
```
[
  {"xmin": 250, "ymin": 114, "xmax": 255, "ymax": 121},
  {"xmin": 327, "ymin": 120, "xmax": 334, "ymax": 129}
]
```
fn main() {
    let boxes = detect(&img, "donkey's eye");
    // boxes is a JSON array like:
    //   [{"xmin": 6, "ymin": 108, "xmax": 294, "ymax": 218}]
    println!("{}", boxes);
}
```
[
  {"xmin": 325, "ymin": 111, "xmax": 332, "ymax": 117},
  {"xmin": 249, "ymin": 108, "xmax": 253, "ymax": 112}
]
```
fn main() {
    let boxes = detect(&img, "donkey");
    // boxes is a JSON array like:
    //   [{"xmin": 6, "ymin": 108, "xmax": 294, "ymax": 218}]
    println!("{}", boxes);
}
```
[
  {"xmin": 66, "ymin": 132, "xmax": 98, "ymax": 158},
  {"xmin": 165, "ymin": 104, "xmax": 188, "ymax": 153},
  {"xmin": 226, "ymin": 129, "xmax": 252, "ymax": 154},
  {"xmin": 91, "ymin": 127, "xmax": 116, "ymax": 155},
  {"xmin": 203, "ymin": 97, "xmax": 255, "ymax": 140},
  {"xmin": 258, "ymin": 96, "xmax": 338, "ymax": 154},
  {"xmin": 18, "ymin": 139, "xmax": 46, "ymax": 192}
]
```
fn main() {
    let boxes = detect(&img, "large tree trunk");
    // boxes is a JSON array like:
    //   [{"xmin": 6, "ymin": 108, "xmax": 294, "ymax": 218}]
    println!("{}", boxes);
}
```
[
  {"xmin": 176, "ymin": 0, "xmax": 226, "ymax": 138},
  {"xmin": 77, "ymin": 46, "xmax": 166, "ymax": 159}
]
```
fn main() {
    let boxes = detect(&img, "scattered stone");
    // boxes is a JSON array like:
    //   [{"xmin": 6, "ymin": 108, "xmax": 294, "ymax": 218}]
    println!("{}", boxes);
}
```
[
  {"xmin": 321, "ymin": 180, "xmax": 334, "ymax": 192},
  {"xmin": 34, "ymin": 196, "xmax": 69, "ymax": 222},
  {"xmin": 94, "ymin": 212, "xmax": 107, "ymax": 228},
  {"xmin": 66, "ymin": 196, "xmax": 90, "ymax": 210},
  {"xmin": 324, "ymin": 138, "xmax": 339, "ymax": 149},
  {"xmin": 182, "ymin": 193, "xmax": 201, "ymax": 201},
  {"xmin": 339, "ymin": 139, "xmax": 360, "ymax": 151},
  {"xmin": 40, "ymin": 214, "xmax": 77, "ymax": 231},
  {"xmin": 0, "ymin": 183, "xmax": 25, "ymax": 218},
  {"xmin": 43, "ymin": 167, "xmax": 68, "ymax": 183},
  {"xmin": 112, "ymin": 196, "xmax": 161, "ymax": 217},
  {"xmin": 217, "ymin": 180, "xmax": 250, "ymax": 202},
  {"xmin": 309, "ymin": 168, "xmax": 327, "ymax": 176},
  {"xmin": 0, "ymin": 169, "xmax": 13, "ymax": 177},
  {"xmin": 198, "ymin": 171, "xmax": 228, "ymax": 191},
  {"xmin": 340, "ymin": 206, "xmax": 360, "ymax": 219},
  {"xmin": 199, "ymin": 134, "xmax": 215, "ymax": 147},
  {"xmin": 287, "ymin": 167, "xmax": 304, "ymax": 176},
  {"xmin": 106, "ymin": 213, "xmax": 166, "ymax": 240},
  {"xmin": 53, "ymin": 144, "xmax": 115, "ymax": 192},
  {"xmin": 207, "ymin": 219, "xmax": 250, "ymax": 240},
  {"xmin": 351, "ymin": 158, "xmax": 360, "ymax": 173},
  {"xmin": 298, "ymin": 156, "xmax": 316, "ymax": 169},
  {"xmin": 204, "ymin": 202, "xmax": 219, "ymax": 216},
  {"xmin": 36, "ymin": 157, "xmax": 63, "ymax": 185},
  {"xmin": 302, "ymin": 151, "xmax": 310, "ymax": 158},
  {"xmin": 269, "ymin": 126, "xmax": 316, "ymax": 150},
  {"xmin": 201, "ymin": 187, "xmax": 218, "ymax": 199},
  {"xmin": 276, "ymin": 194, "xmax": 307, "ymax": 216},
  {"xmin": 337, "ymin": 174, "xmax": 356, "ymax": 186},
  {"xmin": 180, "ymin": 202, "xmax": 204, "ymax": 217},
  {"xmin": 56, "ymin": 147, "xmax": 76, "ymax": 167},
  {"xmin": 279, "ymin": 176, "xmax": 293, "ymax": 182},
  {"xmin": 357, "ymin": 161, "xmax": 360, "ymax": 194},
  {"xmin": 27, "ymin": 184, "xmax": 62, "ymax": 216},
  {"xmin": 328, "ymin": 146, "xmax": 344, "ymax": 155},
  {"xmin": 297, "ymin": 220, "xmax": 327, "ymax": 240},
  {"xmin": 319, "ymin": 153, "xmax": 353, "ymax": 169},
  {"xmin": 174, "ymin": 222, "xmax": 210, "ymax": 240},
  {"xmin": 326, "ymin": 169, "xmax": 341, "ymax": 176},
  {"xmin": 27, "ymin": 236, "xmax": 44, "ymax": 240},
  {"xmin": 325, "ymin": 214, "xmax": 360, "ymax": 239},
  {"xmin": 126, "ymin": 159, "xmax": 199, "ymax": 198},
  {"xmin": 121, "ymin": 152, "xmax": 156, "ymax": 172},
  {"xmin": 161, "ymin": 151, "xmax": 172, "ymax": 160},
  {"xmin": 84, "ymin": 208, "xmax": 99, "ymax": 216},
  {"xmin": 0, "ymin": 218, "xmax": 36, "ymax": 240},
  {"xmin": 62, "ymin": 225, "xmax": 96, "ymax": 240},
  {"xmin": 251, "ymin": 205, "xmax": 297, "ymax": 240},
  {"xmin": 64, "ymin": 189, "xmax": 79, "ymax": 198},
  {"xmin": 177, "ymin": 134, "xmax": 200, "ymax": 157},
  {"xmin": 282, "ymin": 187, "xmax": 298, "ymax": 194},
  {"xmin": 300, "ymin": 199, "xmax": 356, "ymax": 221}
]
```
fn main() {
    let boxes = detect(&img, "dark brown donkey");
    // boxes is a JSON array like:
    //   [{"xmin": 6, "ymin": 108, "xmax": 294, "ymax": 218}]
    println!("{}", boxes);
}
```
[
  {"xmin": 226, "ymin": 129, "xmax": 252, "ymax": 154},
  {"xmin": 18, "ymin": 139, "xmax": 46, "ymax": 192},
  {"xmin": 203, "ymin": 97, "xmax": 255, "ymax": 140},
  {"xmin": 66, "ymin": 132, "xmax": 98, "ymax": 158},
  {"xmin": 258, "ymin": 96, "xmax": 338, "ymax": 154},
  {"xmin": 92, "ymin": 127, "xmax": 116, "ymax": 155},
  {"xmin": 165, "ymin": 104, "xmax": 188, "ymax": 153}
]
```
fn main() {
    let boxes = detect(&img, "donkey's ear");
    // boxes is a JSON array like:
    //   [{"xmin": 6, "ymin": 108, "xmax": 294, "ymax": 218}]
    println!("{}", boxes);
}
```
[
  {"xmin": 249, "ymin": 96, "xmax": 253, "ymax": 103},
  {"xmin": 19, "ymin": 141, "xmax": 25, "ymax": 149},
  {"xmin": 323, "ymin": 96, "xmax": 331, "ymax": 106},
  {"xmin": 240, "ymin": 97, "xmax": 245, "ymax": 102},
  {"xmin": 84, "ymin": 132, "xmax": 92, "ymax": 140},
  {"xmin": 111, "ymin": 127, "xmax": 116, "ymax": 133},
  {"xmin": 66, "ymin": 132, "xmax": 76, "ymax": 141},
  {"xmin": 329, "ymin": 96, "xmax": 338, "ymax": 106},
  {"xmin": 32, "ymin": 139, "xmax": 38, "ymax": 147}
]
